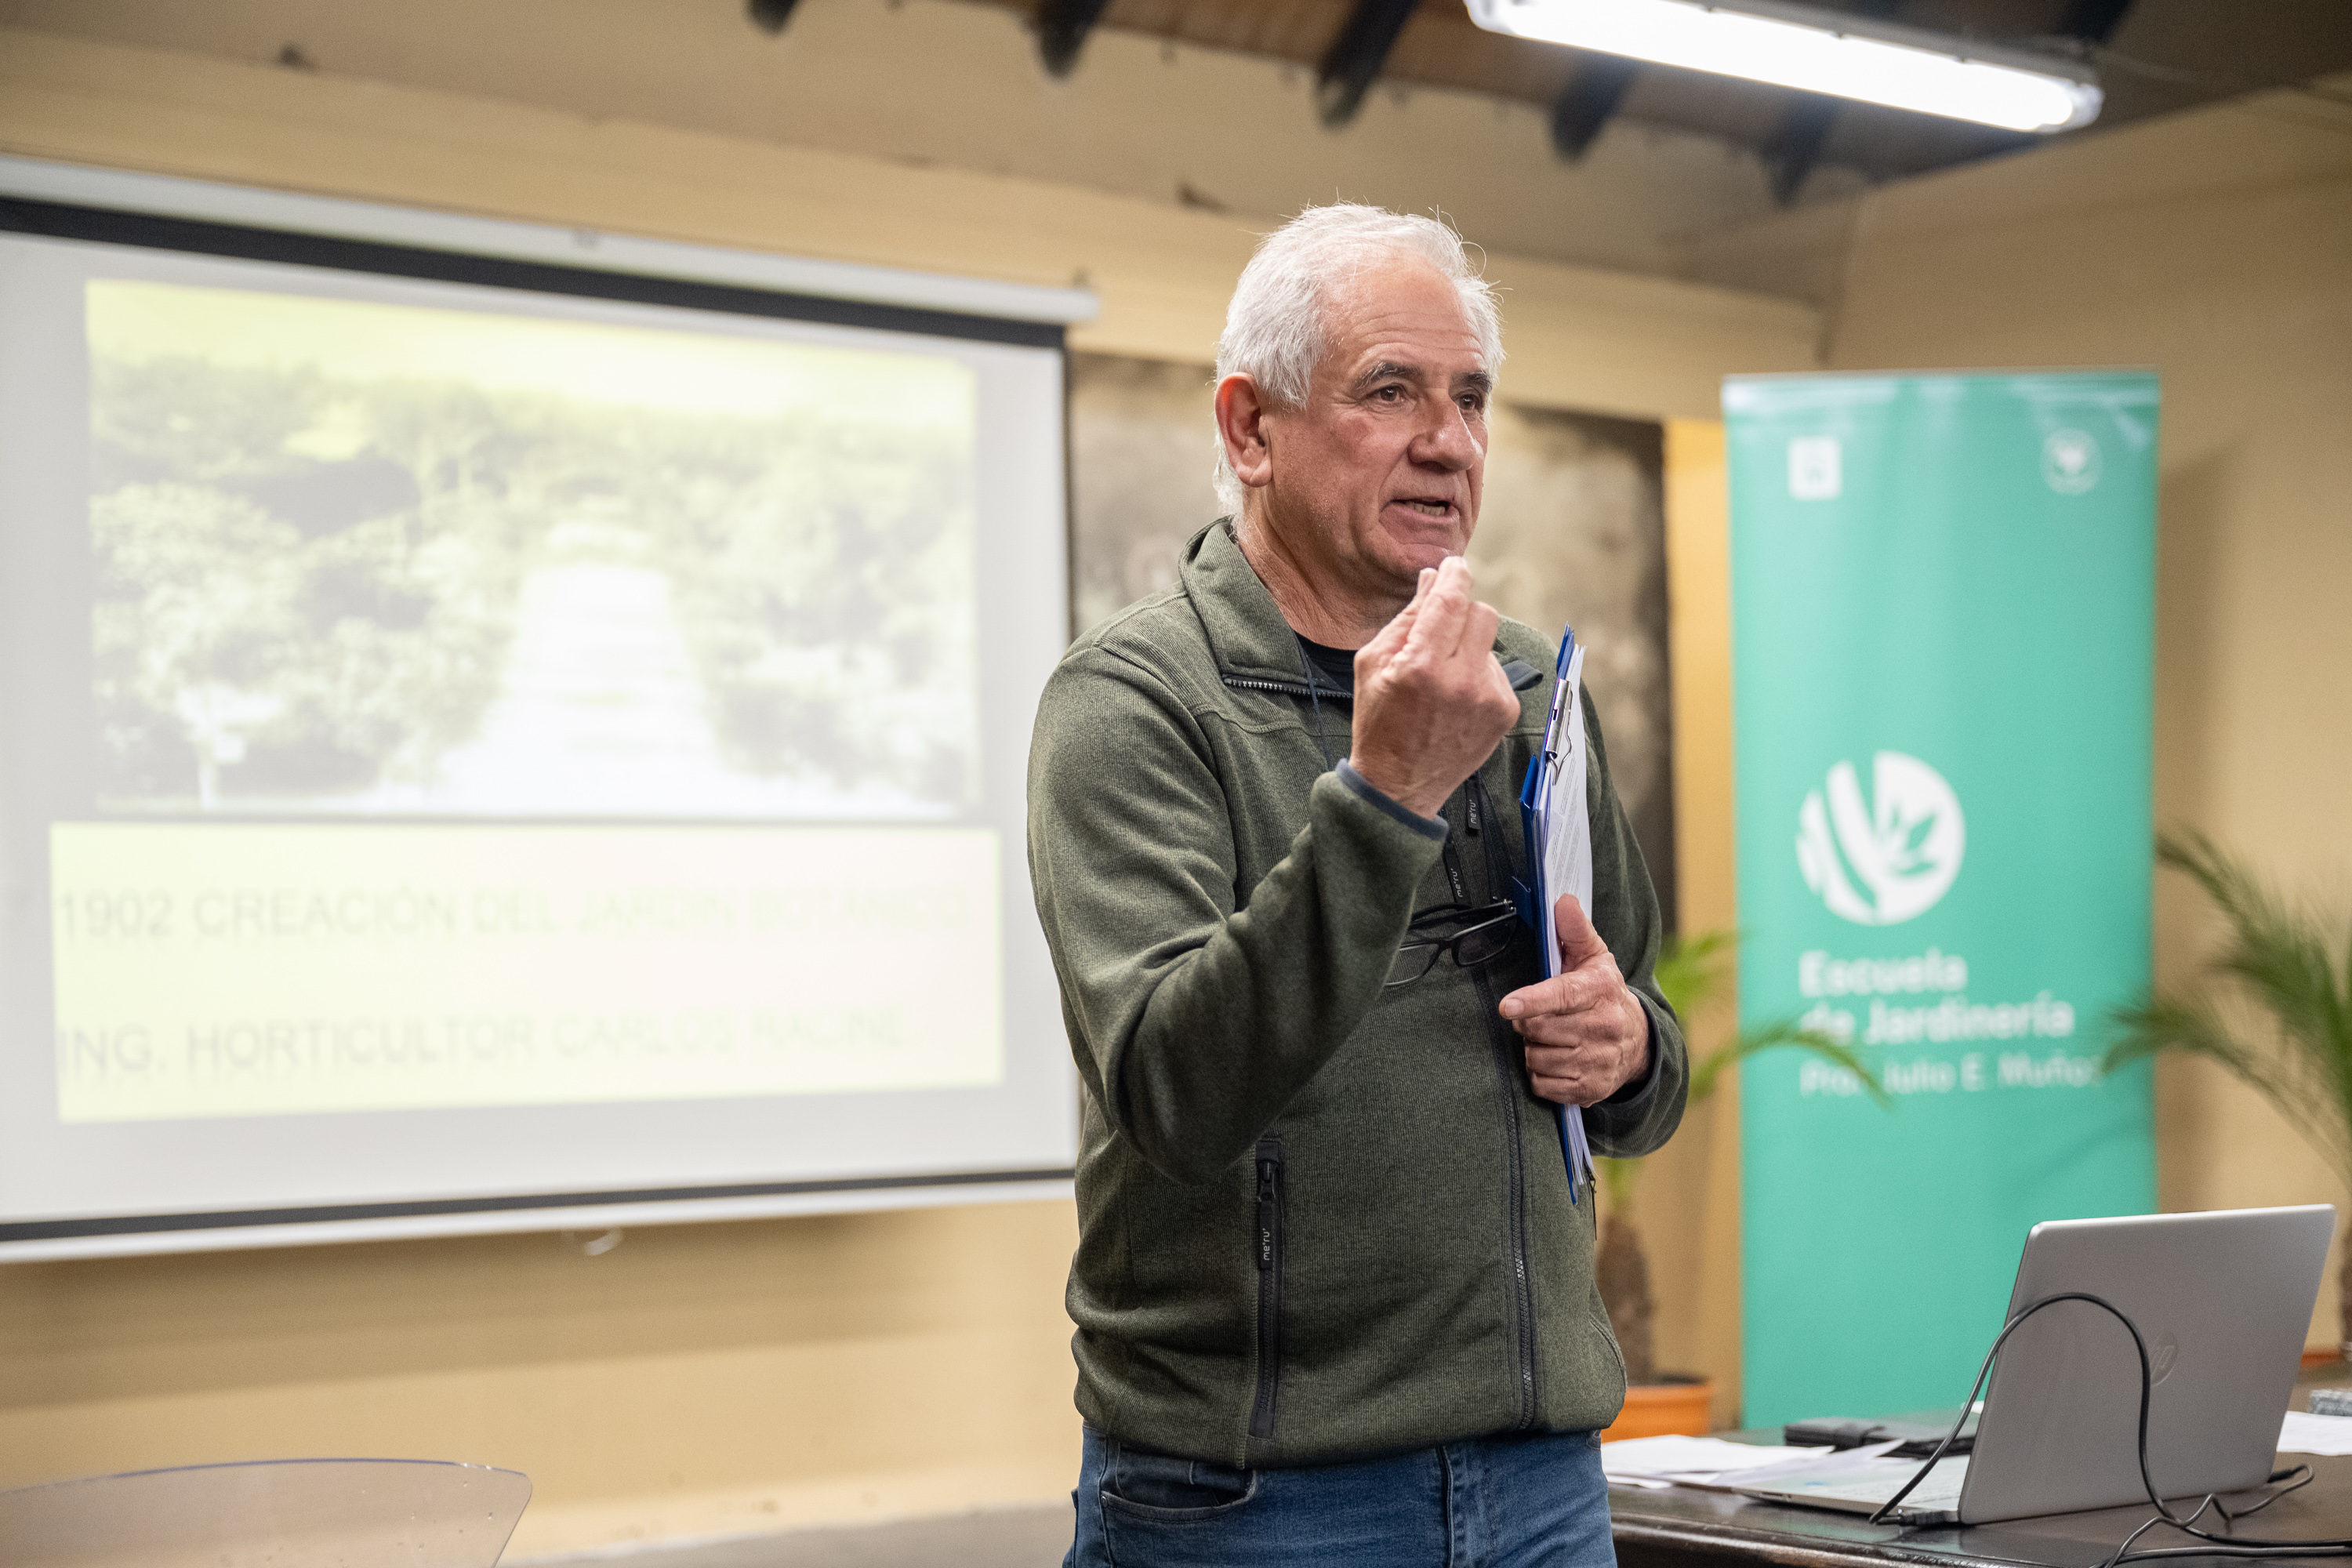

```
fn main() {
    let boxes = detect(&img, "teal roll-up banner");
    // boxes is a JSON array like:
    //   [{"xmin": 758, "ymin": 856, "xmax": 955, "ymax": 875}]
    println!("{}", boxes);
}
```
[{"xmin": 1726, "ymin": 371, "xmax": 2158, "ymax": 1427}]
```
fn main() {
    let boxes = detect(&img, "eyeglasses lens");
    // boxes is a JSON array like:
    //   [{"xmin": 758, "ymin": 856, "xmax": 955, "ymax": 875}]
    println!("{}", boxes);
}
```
[
  {"xmin": 1385, "ymin": 942, "xmax": 1441, "ymax": 988},
  {"xmin": 1385, "ymin": 904, "xmax": 1515, "ymax": 989},
  {"xmin": 1454, "ymin": 922, "xmax": 1513, "ymax": 967}
]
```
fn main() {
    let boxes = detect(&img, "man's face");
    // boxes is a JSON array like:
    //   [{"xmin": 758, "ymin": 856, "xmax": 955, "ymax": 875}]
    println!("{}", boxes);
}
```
[{"xmin": 1256, "ymin": 260, "xmax": 1491, "ymax": 602}]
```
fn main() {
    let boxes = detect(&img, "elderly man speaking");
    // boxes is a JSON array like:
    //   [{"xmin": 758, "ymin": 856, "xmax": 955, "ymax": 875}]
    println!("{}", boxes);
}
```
[{"xmin": 1028, "ymin": 204, "xmax": 1689, "ymax": 1567}]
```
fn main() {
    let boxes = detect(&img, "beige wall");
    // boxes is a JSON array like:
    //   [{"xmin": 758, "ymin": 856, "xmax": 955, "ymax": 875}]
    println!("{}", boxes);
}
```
[
  {"xmin": 0, "ymin": 1203, "xmax": 1084, "ymax": 1555},
  {"xmin": 0, "ymin": 20, "xmax": 1820, "ymax": 1557},
  {"xmin": 1645, "ymin": 419, "xmax": 1744, "ymax": 1429}
]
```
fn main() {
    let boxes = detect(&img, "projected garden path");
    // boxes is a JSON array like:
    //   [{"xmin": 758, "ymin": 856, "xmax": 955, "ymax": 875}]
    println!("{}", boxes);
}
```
[
  {"xmin": 412, "ymin": 518, "xmax": 956, "ymax": 819},
  {"xmin": 427, "ymin": 521, "xmax": 743, "ymax": 813}
]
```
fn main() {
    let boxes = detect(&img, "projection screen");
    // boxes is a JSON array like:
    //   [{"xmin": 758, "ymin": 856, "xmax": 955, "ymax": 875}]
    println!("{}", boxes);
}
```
[{"xmin": 0, "ymin": 159, "xmax": 1087, "ymax": 1258}]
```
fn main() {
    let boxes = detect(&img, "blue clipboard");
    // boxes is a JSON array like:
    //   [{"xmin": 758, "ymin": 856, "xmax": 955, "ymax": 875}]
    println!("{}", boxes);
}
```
[{"xmin": 1514, "ymin": 626, "xmax": 1592, "ymax": 1204}]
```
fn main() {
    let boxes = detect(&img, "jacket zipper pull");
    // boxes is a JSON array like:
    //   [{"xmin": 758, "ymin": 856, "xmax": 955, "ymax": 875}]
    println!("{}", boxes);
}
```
[
  {"xmin": 1256, "ymin": 1158, "xmax": 1279, "ymax": 1270},
  {"xmin": 1466, "ymin": 784, "xmax": 1482, "ymax": 835}
]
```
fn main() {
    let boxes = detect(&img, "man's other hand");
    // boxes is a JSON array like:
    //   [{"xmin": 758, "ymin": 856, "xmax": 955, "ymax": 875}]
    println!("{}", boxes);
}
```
[
  {"xmin": 1499, "ymin": 895, "xmax": 1650, "ymax": 1107},
  {"xmin": 1347, "ymin": 557, "xmax": 1519, "ymax": 820}
]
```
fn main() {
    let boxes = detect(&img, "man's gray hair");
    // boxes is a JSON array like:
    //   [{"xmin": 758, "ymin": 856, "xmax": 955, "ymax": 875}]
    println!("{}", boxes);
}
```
[{"xmin": 1212, "ymin": 203, "xmax": 1504, "ymax": 516}]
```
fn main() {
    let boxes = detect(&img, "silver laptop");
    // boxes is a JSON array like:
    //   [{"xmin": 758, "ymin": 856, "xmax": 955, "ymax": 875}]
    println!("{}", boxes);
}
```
[{"xmin": 1740, "ymin": 1205, "xmax": 2335, "ymax": 1526}]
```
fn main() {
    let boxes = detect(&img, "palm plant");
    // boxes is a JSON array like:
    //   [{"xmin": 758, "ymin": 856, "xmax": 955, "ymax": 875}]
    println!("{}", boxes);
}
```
[
  {"xmin": 2100, "ymin": 830, "xmax": 2352, "ymax": 1349},
  {"xmin": 1599, "ymin": 931, "xmax": 1889, "ymax": 1385}
]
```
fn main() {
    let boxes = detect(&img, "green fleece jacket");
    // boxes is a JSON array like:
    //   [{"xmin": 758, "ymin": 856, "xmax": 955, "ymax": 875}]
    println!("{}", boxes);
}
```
[{"xmin": 1026, "ymin": 519, "xmax": 1687, "ymax": 1468}]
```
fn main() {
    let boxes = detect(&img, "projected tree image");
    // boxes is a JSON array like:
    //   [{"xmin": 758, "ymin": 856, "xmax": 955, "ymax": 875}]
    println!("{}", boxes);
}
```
[{"xmin": 87, "ymin": 282, "xmax": 982, "ymax": 818}]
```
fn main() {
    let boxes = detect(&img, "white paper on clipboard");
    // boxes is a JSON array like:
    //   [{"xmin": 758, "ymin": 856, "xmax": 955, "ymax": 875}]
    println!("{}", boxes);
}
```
[
  {"xmin": 1536, "ymin": 644, "xmax": 1592, "ymax": 968},
  {"xmin": 1531, "ymin": 643, "xmax": 1595, "ymax": 1183}
]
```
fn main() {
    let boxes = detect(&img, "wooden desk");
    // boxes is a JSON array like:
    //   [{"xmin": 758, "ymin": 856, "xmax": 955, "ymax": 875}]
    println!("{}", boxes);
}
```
[{"xmin": 1610, "ymin": 1450, "xmax": 2352, "ymax": 1568}]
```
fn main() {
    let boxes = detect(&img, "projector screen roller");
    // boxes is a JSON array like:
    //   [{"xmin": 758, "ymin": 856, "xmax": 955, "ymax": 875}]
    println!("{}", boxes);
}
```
[{"xmin": 0, "ymin": 168, "xmax": 1080, "ymax": 1255}]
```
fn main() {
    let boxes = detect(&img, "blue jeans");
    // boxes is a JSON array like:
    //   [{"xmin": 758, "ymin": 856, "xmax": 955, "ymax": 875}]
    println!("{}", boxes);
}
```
[{"xmin": 1064, "ymin": 1425, "xmax": 1617, "ymax": 1568}]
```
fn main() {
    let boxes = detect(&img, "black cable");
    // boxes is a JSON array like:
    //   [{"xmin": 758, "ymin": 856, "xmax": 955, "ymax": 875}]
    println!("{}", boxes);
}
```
[
  {"xmin": 2106, "ymin": 1490, "xmax": 2221, "ymax": 1567},
  {"xmin": 1865, "ymin": 1291, "xmax": 2122, "ymax": 1526},
  {"xmin": 2229, "ymin": 1466, "xmax": 2316, "ymax": 1521},
  {"xmin": 2106, "ymin": 1468, "xmax": 2333, "ymax": 1568},
  {"xmin": 1866, "ymin": 1290, "xmax": 2351, "ymax": 1563}
]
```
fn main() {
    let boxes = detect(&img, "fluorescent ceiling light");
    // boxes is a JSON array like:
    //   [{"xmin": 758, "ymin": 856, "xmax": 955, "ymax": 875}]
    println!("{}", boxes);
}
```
[{"xmin": 1466, "ymin": 0, "xmax": 2103, "ymax": 132}]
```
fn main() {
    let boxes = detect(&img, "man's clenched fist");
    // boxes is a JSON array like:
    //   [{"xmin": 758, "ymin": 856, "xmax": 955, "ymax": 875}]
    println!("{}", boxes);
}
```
[
  {"xmin": 1348, "ymin": 557, "xmax": 1520, "ymax": 820},
  {"xmin": 1500, "ymin": 895, "xmax": 1650, "ymax": 1106}
]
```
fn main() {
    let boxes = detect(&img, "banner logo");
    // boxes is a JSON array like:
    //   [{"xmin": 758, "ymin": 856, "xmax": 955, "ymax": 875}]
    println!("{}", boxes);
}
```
[
  {"xmin": 1788, "ymin": 437, "xmax": 1842, "ymax": 500},
  {"xmin": 1796, "ymin": 752, "xmax": 1966, "ymax": 925},
  {"xmin": 2042, "ymin": 429, "xmax": 2101, "ymax": 495}
]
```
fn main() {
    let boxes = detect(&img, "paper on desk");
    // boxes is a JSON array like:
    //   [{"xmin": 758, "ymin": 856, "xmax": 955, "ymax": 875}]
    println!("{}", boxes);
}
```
[
  {"xmin": 1600, "ymin": 1436, "xmax": 1831, "ymax": 1483},
  {"xmin": 1602, "ymin": 1436, "xmax": 1915, "ymax": 1495},
  {"xmin": 2279, "ymin": 1410, "xmax": 2352, "ymax": 1456},
  {"xmin": 1726, "ymin": 1439, "xmax": 1907, "ymax": 1488}
]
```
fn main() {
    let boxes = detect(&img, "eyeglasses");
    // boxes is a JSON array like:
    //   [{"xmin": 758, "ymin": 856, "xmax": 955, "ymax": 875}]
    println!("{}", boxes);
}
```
[{"xmin": 1385, "ymin": 901, "xmax": 1518, "ymax": 988}]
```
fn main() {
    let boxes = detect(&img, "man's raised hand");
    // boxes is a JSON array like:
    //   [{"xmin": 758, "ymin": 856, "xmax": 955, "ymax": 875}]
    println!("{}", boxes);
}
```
[
  {"xmin": 1348, "ymin": 557, "xmax": 1520, "ymax": 820},
  {"xmin": 1499, "ymin": 895, "xmax": 1650, "ymax": 1107}
]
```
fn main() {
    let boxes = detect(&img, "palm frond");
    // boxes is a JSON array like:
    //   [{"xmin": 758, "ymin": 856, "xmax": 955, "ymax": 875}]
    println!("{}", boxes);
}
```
[
  {"xmin": 2163, "ymin": 832, "xmax": 2351, "ymax": 1065},
  {"xmin": 1648, "ymin": 927, "xmax": 1893, "ymax": 1110},
  {"xmin": 1603, "ymin": 931, "xmax": 1892, "ymax": 1218},
  {"xmin": 2111, "ymin": 834, "xmax": 2352, "ymax": 1196},
  {"xmin": 1653, "ymin": 929, "xmax": 1736, "ymax": 1024},
  {"xmin": 2103, "ymin": 993, "xmax": 2286, "ymax": 1091},
  {"xmin": 1690, "ymin": 1018, "xmax": 1892, "ymax": 1109}
]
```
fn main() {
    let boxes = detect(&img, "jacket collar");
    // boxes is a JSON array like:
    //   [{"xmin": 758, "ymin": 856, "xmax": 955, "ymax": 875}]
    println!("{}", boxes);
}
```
[
  {"xmin": 1178, "ymin": 518, "xmax": 1538, "ymax": 699},
  {"xmin": 1178, "ymin": 518, "xmax": 1330, "ymax": 689}
]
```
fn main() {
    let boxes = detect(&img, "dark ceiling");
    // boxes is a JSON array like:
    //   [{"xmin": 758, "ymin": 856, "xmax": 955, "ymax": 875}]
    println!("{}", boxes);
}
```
[{"xmin": 880, "ymin": 0, "xmax": 2352, "ymax": 205}]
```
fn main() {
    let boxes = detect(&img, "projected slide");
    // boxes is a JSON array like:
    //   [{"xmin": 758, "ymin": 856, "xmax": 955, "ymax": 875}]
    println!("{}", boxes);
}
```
[
  {"xmin": 88, "ymin": 281, "xmax": 982, "ymax": 818},
  {"xmin": 0, "ymin": 182, "xmax": 1074, "ymax": 1247}
]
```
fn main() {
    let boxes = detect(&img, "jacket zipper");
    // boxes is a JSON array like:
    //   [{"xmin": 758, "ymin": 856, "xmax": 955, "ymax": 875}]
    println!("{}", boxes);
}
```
[
  {"xmin": 1448, "ymin": 793, "xmax": 1540, "ymax": 1430},
  {"xmin": 1478, "ymin": 959, "xmax": 1541, "ymax": 1430},
  {"xmin": 1249, "ymin": 1138, "xmax": 1286, "ymax": 1441},
  {"xmin": 1221, "ymin": 664, "xmax": 1544, "ymax": 700},
  {"xmin": 1220, "ymin": 673, "xmax": 1348, "ymax": 701}
]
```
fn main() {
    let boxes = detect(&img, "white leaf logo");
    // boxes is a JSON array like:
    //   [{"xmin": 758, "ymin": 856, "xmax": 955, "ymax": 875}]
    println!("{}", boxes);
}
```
[
  {"xmin": 1795, "ymin": 752, "xmax": 1965, "ymax": 926},
  {"xmin": 2042, "ymin": 429, "xmax": 2101, "ymax": 495}
]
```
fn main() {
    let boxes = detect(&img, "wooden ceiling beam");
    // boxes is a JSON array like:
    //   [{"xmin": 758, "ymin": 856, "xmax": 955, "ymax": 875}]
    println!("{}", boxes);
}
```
[
  {"xmin": 953, "ymin": 0, "xmax": 2262, "ymax": 195},
  {"xmin": 1755, "ymin": 1, "xmax": 1895, "ymax": 205},
  {"xmin": 1316, "ymin": 0, "xmax": 1421, "ymax": 126},
  {"xmin": 745, "ymin": 0, "xmax": 802, "ymax": 34},
  {"xmin": 2056, "ymin": 0, "xmax": 2135, "ymax": 42},
  {"xmin": 1759, "ymin": 93, "xmax": 1841, "ymax": 205},
  {"xmin": 1546, "ymin": 55, "xmax": 1640, "ymax": 161},
  {"xmin": 1037, "ymin": 0, "xmax": 1117, "ymax": 76}
]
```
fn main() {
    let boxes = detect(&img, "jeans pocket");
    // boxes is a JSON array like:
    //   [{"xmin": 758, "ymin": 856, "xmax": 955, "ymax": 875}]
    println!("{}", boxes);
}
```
[{"xmin": 1099, "ymin": 1440, "xmax": 1258, "ymax": 1520}]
